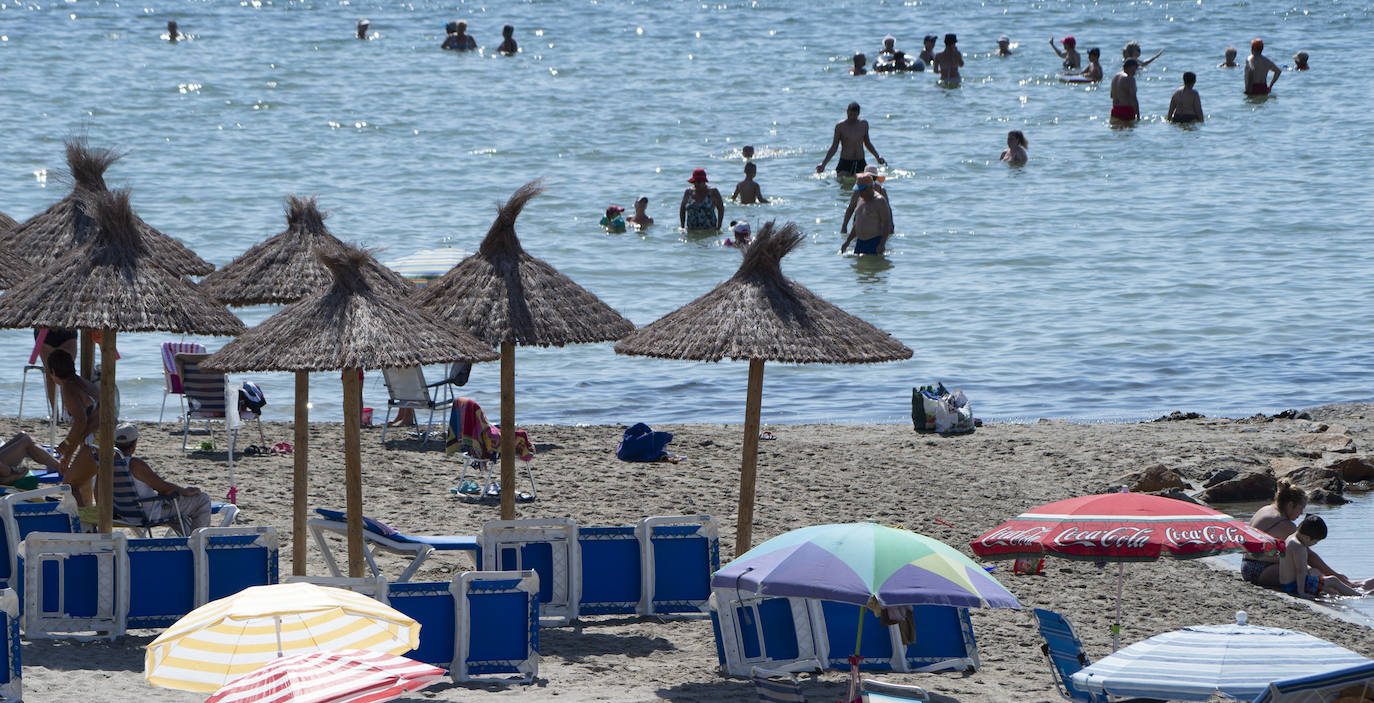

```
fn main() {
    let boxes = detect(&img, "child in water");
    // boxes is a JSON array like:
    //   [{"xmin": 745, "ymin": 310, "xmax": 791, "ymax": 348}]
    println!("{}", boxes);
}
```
[
  {"xmin": 1001, "ymin": 130, "xmax": 1028, "ymax": 165},
  {"xmin": 626, "ymin": 196, "xmax": 653, "ymax": 228},
  {"xmin": 498, "ymin": 25, "xmax": 518, "ymax": 54},
  {"xmin": 1280, "ymin": 515, "xmax": 1374, "ymax": 598},
  {"xmin": 600, "ymin": 205, "xmax": 626, "ymax": 233},
  {"xmin": 731, "ymin": 162, "xmax": 768, "ymax": 204},
  {"xmin": 1220, "ymin": 46, "xmax": 1238, "ymax": 67},
  {"xmin": 724, "ymin": 220, "xmax": 751, "ymax": 247}
]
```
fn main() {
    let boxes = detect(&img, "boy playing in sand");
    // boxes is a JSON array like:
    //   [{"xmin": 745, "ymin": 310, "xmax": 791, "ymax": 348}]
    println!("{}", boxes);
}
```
[
  {"xmin": 1167, "ymin": 72, "xmax": 1204, "ymax": 123},
  {"xmin": 731, "ymin": 162, "xmax": 768, "ymax": 204},
  {"xmin": 1280, "ymin": 516, "xmax": 1373, "ymax": 598}
]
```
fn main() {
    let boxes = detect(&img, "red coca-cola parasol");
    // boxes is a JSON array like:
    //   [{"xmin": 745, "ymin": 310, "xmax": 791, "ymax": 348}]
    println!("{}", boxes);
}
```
[{"xmin": 970, "ymin": 492, "xmax": 1280, "ymax": 649}]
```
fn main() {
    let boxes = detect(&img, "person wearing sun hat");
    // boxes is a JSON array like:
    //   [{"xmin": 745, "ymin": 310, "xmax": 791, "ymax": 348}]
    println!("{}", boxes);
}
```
[
  {"xmin": 840, "ymin": 173, "xmax": 892, "ymax": 256},
  {"xmin": 600, "ymin": 204, "xmax": 627, "ymax": 233},
  {"xmin": 679, "ymin": 168, "xmax": 724, "ymax": 231},
  {"xmin": 997, "ymin": 35, "xmax": 1012, "ymax": 56},
  {"xmin": 1050, "ymin": 34, "xmax": 1080, "ymax": 70}
]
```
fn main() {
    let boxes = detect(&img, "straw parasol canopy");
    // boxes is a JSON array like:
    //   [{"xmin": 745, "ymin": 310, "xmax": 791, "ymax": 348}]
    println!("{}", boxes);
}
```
[
  {"xmin": 204, "ymin": 245, "xmax": 498, "ymax": 578},
  {"xmin": 0, "ymin": 209, "xmax": 16, "ymax": 233},
  {"xmin": 196, "ymin": 194, "xmax": 417, "ymax": 577},
  {"xmin": 415, "ymin": 180, "xmax": 635, "ymax": 518},
  {"xmin": 614, "ymin": 222, "xmax": 912, "ymax": 553},
  {"xmin": 0, "ymin": 246, "xmax": 31, "ymax": 289},
  {"xmin": 200, "ymin": 195, "xmax": 415, "ymax": 306},
  {"xmin": 2, "ymin": 139, "xmax": 214, "ymax": 276},
  {"xmin": 0, "ymin": 188, "xmax": 245, "ymax": 533}
]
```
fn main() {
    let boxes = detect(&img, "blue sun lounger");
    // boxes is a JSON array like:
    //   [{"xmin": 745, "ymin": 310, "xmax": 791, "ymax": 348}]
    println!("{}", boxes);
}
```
[
  {"xmin": 454, "ymin": 570, "xmax": 540, "ymax": 684},
  {"xmin": 310, "ymin": 508, "xmax": 479, "ymax": 582},
  {"xmin": 18, "ymin": 532, "xmax": 128, "ymax": 639},
  {"xmin": 191, "ymin": 527, "xmax": 279, "ymax": 605},
  {"xmin": 0, "ymin": 588, "xmax": 19, "ymax": 702},
  {"xmin": 125, "ymin": 535, "xmax": 196, "ymax": 629},
  {"xmin": 0, "ymin": 486, "xmax": 79, "ymax": 589}
]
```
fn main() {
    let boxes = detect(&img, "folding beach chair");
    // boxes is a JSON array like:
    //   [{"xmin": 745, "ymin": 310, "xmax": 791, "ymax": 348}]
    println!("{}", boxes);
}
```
[
  {"xmin": 309, "ymin": 508, "xmax": 478, "ymax": 582},
  {"xmin": 752, "ymin": 667, "xmax": 808, "ymax": 703},
  {"xmin": 449, "ymin": 397, "xmax": 537, "ymax": 502},
  {"xmin": 104, "ymin": 449, "xmax": 238, "ymax": 537},
  {"xmin": 577, "ymin": 525, "xmax": 641, "ymax": 616},
  {"xmin": 157, "ymin": 341, "xmax": 206, "ymax": 428},
  {"xmin": 18, "ymin": 531, "xmax": 128, "ymax": 639},
  {"xmin": 637, "ymin": 515, "xmax": 718, "ymax": 617},
  {"xmin": 380, "ymin": 365, "xmax": 461, "ymax": 444},
  {"xmin": 480, "ymin": 519, "xmax": 577, "ymax": 626},
  {"xmin": 860, "ymin": 679, "xmax": 931, "ymax": 703},
  {"xmin": 191, "ymin": 526, "xmax": 280, "ymax": 605},
  {"xmin": 176, "ymin": 353, "xmax": 259, "ymax": 455},
  {"xmin": 384, "ymin": 580, "xmax": 458, "ymax": 668},
  {"xmin": 1034, "ymin": 608, "xmax": 1110, "ymax": 703}
]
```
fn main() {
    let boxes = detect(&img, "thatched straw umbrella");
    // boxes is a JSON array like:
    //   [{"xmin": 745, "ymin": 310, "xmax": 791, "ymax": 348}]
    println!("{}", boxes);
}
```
[
  {"xmin": 0, "ymin": 209, "xmax": 16, "ymax": 234},
  {"xmin": 0, "ymin": 246, "xmax": 31, "ymax": 289},
  {"xmin": 204, "ymin": 246, "xmax": 498, "ymax": 577},
  {"xmin": 3, "ymin": 139, "xmax": 216, "ymax": 376},
  {"xmin": 0, "ymin": 189, "xmax": 245, "ymax": 533},
  {"xmin": 614, "ymin": 222, "xmax": 913, "ymax": 554},
  {"xmin": 198, "ymin": 194, "xmax": 418, "ymax": 576},
  {"xmin": 415, "ymin": 181, "xmax": 635, "ymax": 519}
]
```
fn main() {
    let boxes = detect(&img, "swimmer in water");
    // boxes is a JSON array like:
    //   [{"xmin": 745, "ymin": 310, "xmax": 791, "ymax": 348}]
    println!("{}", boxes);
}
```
[
  {"xmin": 1110, "ymin": 58, "xmax": 1141, "ymax": 122},
  {"xmin": 167, "ymin": 21, "xmax": 179, "ymax": 43},
  {"xmin": 627, "ymin": 196, "xmax": 653, "ymax": 227},
  {"xmin": 932, "ymin": 33, "xmax": 963, "ymax": 85},
  {"xmin": 1292, "ymin": 51, "xmax": 1309, "ymax": 70},
  {"xmin": 850, "ymin": 52, "xmax": 867, "ymax": 75},
  {"xmin": 1167, "ymin": 71, "xmax": 1204, "ymax": 123},
  {"xmin": 356, "ymin": 19, "xmax": 370, "ymax": 40},
  {"xmin": 600, "ymin": 205, "xmax": 626, "ymax": 233},
  {"xmin": 1062, "ymin": 47, "xmax": 1103, "ymax": 83},
  {"xmin": 741, "ymin": 145, "xmax": 755, "ymax": 160},
  {"xmin": 1050, "ymin": 35, "xmax": 1080, "ymax": 70},
  {"xmin": 1122, "ymin": 41, "xmax": 1163, "ymax": 68},
  {"xmin": 731, "ymin": 162, "xmax": 768, "ymax": 205},
  {"xmin": 997, "ymin": 35, "xmax": 1012, "ymax": 56},
  {"xmin": 878, "ymin": 34, "xmax": 897, "ymax": 60},
  {"xmin": 724, "ymin": 220, "xmax": 751, "ymax": 248},
  {"xmin": 1244, "ymin": 38, "xmax": 1280, "ymax": 95},
  {"xmin": 1220, "ymin": 46, "xmax": 1238, "ymax": 68},
  {"xmin": 498, "ymin": 24, "xmax": 518, "ymax": 54},
  {"xmin": 815, "ymin": 102, "xmax": 886, "ymax": 178},
  {"xmin": 918, "ymin": 35, "xmax": 937, "ymax": 66},
  {"xmin": 1001, "ymin": 130, "xmax": 1028, "ymax": 165},
  {"xmin": 442, "ymin": 21, "xmax": 477, "ymax": 50}
]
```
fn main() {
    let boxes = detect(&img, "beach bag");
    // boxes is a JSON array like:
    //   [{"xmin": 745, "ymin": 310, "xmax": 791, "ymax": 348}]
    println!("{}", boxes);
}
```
[
  {"xmin": 934, "ymin": 390, "xmax": 975, "ymax": 435},
  {"xmin": 911, "ymin": 384, "xmax": 948, "ymax": 433},
  {"xmin": 616, "ymin": 422, "xmax": 673, "ymax": 462},
  {"xmin": 238, "ymin": 381, "xmax": 267, "ymax": 416}
]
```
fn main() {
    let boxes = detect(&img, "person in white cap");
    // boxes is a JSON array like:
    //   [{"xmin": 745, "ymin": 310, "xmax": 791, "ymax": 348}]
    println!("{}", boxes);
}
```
[
  {"xmin": 997, "ymin": 35, "xmax": 1013, "ymax": 55},
  {"xmin": 879, "ymin": 34, "xmax": 898, "ymax": 60},
  {"xmin": 113, "ymin": 423, "xmax": 212, "ymax": 535}
]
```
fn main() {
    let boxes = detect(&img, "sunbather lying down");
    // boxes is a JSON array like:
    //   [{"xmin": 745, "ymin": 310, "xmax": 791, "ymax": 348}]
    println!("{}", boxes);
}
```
[{"xmin": 0, "ymin": 432, "xmax": 62, "ymax": 484}]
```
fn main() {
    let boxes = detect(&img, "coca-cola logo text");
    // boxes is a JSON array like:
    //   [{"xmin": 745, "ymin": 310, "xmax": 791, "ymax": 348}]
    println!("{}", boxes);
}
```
[
  {"xmin": 1052, "ymin": 526, "xmax": 1153, "ymax": 550},
  {"xmin": 977, "ymin": 525, "xmax": 1050, "ymax": 547}
]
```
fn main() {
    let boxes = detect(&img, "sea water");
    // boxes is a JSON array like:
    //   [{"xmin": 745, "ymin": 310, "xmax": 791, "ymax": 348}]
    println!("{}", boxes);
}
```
[{"xmin": 0, "ymin": 0, "xmax": 1371, "ymax": 428}]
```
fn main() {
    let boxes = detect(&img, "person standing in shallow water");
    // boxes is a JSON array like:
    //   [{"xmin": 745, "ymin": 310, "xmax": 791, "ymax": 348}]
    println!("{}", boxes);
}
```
[
  {"xmin": 680, "ymin": 168, "xmax": 724, "ymax": 231},
  {"xmin": 932, "ymin": 33, "xmax": 963, "ymax": 85},
  {"xmin": 166, "ymin": 21, "xmax": 179, "ymax": 43},
  {"xmin": 1167, "ymin": 72, "xmax": 1204, "ymax": 123},
  {"xmin": 815, "ymin": 102, "xmax": 886, "ymax": 178},
  {"xmin": 442, "ymin": 21, "xmax": 477, "ymax": 50},
  {"xmin": 1050, "ymin": 35, "xmax": 1080, "ymax": 70},
  {"xmin": 356, "ymin": 19, "xmax": 370, "ymax": 40},
  {"xmin": 498, "ymin": 25, "xmax": 518, "ymax": 54},
  {"xmin": 1110, "ymin": 58, "xmax": 1141, "ymax": 122},
  {"xmin": 1244, "ymin": 38, "xmax": 1280, "ymax": 95}
]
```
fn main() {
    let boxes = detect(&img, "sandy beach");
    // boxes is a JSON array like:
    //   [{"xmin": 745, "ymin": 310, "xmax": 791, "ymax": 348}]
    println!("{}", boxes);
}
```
[{"xmin": 4, "ymin": 403, "xmax": 1373, "ymax": 702}]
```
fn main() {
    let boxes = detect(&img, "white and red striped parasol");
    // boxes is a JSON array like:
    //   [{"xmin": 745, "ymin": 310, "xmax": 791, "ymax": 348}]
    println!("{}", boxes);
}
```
[{"xmin": 206, "ymin": 650, "xmax": 444, "ymax": 703}]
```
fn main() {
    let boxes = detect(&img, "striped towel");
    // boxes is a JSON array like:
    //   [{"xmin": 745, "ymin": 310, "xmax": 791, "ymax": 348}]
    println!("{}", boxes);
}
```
[
  {"xmin": 162, "ymin": 341, "xmax": 206, "ymax": 394},
  {"xmin": 446, "ymin": 397, "xmax": 533, "ymax": 461}
]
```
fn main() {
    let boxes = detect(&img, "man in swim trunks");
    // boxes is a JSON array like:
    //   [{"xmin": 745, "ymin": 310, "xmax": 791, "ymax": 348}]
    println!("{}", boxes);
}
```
[
  {"xmin": 932, "ymin": 33, "xmax": 963, "ymax": 85},
  {"xmin": 1244, "ymin": 38, "xmax": 1280, "ymax": 95},
  {"xmin": 1167, "ymin": 71, "xmax": 1203, "ymax": 123},
  {"xmin": 840, "ymin": 174, "xmax": 892, "ymax": 255},
  {"xmin": 1110, "ymin": 58, "xmax": 1140, "ymax": 122},
  {"xmin": 815, "ymin": 102, "xmax": 886, "ymax": 178}
]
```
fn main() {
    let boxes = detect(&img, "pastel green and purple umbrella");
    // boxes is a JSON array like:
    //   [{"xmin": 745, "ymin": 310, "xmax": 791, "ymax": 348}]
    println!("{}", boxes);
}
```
[{"xmin": 712, "ymin": 523, "xmax": 1020, "ymax": 610}]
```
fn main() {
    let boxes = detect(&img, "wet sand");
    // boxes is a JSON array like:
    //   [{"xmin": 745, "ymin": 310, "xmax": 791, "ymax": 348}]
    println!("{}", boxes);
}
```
[{"xmin": 3, "ymin": 403, "xmax": 1372, "ymax": 702}]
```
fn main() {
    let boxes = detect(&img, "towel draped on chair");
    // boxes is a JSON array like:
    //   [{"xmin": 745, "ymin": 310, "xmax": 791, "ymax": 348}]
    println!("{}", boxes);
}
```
[{"xmin": 446, "ymin": 397, "xmax": 533, "ymax": 461}]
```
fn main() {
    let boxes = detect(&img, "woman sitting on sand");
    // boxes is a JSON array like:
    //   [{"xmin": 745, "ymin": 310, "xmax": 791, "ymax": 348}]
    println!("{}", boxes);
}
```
[{"xmin": 1243, "ymin": 481, "xmax": 1369, "ymax": 592}]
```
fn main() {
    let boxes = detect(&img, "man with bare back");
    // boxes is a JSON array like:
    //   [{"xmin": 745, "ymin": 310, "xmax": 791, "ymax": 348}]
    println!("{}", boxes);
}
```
[{"xmin": 815, "ymin": 102, "xmax": 886, "ymax": 178}]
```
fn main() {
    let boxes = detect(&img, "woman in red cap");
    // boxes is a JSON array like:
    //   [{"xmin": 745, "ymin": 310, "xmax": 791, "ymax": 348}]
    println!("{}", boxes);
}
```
[
  {"xmin": 679, "ymin": 168, "xmax": 724, "ymax": 231},
  {"xmin": 1050, "ymin": 35, "xmax": 1080, "ymax": 70}
]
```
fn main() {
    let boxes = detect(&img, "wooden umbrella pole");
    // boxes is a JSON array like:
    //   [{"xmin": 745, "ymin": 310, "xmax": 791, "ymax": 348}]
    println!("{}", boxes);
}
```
[
  {"xmin": 341, "ymin": 368, "xmax": 364, "ymax": 578},
  {"xmin": 97, "ymin": 329, "xmax": 117, "ymax": 534},
  {"xmin": 499, "ymin": 341, "xmax": 516, "ymax": 520},
  {"xmin": 79, "ymin": 329, "xmax": 94, "ymax": 378},
  {"xmin": 292, "ymin": 371, "xmax": 309, "ymax": 577},
  {"xmin": 736, "ymin": 358, "xmax": 765, "ymax": 556}
]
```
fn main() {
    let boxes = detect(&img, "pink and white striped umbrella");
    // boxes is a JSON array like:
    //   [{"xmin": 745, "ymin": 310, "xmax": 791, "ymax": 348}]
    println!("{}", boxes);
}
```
[{"xmin": 206, "ymin": 650, "xmax": 444, "ymax": 703}]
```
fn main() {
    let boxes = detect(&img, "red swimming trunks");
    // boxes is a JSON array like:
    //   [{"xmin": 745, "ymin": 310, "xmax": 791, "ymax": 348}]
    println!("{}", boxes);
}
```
[
  {"xmin": 1247, "ymin": 83, "xmax": 1270, "ymax": 95},
  {"xmin": 1110, "ymin": 104, "xmax": 1138, "ymax": 121}
]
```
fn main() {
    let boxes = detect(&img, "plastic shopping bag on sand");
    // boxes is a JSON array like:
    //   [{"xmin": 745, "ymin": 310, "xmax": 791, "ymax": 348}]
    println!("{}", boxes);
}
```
[{"xmin": 933, "ymin": 391, "xmax": 975, "ymax": 435}]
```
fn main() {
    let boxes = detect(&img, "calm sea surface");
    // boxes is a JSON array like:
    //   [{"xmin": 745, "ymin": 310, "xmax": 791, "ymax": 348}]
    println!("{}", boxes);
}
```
[{"xmin": 1, "ymin": 0, "xmax": 1371, "ymax": 428}]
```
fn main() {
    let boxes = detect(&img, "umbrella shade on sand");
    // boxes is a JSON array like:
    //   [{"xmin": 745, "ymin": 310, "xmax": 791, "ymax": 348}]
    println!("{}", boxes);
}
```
[
  {"xmin": 199, "ymin": 194, "xmax": 416, "ymax": 576},
  {"xmin": 1, "ymin": 139, "xmax": 214, "ymax": 276},
  {"xmin": 204, "ymin": 245, "xmax": 497, "ymax": 577},
  {"xmin": 415, "ymin": 181, "xmax": 635, "ymax": 519},
  {"xmin": 615, "ymin": 222, "xmax": 912, "ymax": 553},
  {"xmin": 0, "ymin": 189, "xmax": 244, "ymax": 533},
  {"xmin": 145, "ymin": 583, "xmax": 421, "ymax": 693}
]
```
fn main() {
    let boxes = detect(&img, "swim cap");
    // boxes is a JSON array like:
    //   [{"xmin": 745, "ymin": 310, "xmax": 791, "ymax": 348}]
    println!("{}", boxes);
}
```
[
  {"xmin": 1062, "ymin": 35, "xmax": 1075, "ymax": 46},
  {"xmin": 732, "ymin": 221, "xmax": 750, "ymax": 236}
]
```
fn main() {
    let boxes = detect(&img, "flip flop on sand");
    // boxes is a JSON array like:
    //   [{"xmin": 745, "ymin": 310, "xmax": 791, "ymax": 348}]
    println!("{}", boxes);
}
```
[
  {"xmin": 759, "ymin": 431, "xmax": 777, "ymax": 440},
  {"xmin": 270, "ymin": 442, "xmax": 293, "ymax": 455}
]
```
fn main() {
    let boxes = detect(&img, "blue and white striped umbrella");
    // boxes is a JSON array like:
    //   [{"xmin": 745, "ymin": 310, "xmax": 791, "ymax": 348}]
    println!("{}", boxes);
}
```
[
  {"xmin": 1252, "ymin": 661, "xmax": 1374, "ymax": 703},
  {"xmin": 1072, "ymin": 617, "xmax": 1372, "ymax": 701}
]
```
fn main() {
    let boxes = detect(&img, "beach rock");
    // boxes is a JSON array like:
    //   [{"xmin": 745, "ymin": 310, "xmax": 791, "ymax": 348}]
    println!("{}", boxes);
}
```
[
  {"xmin": 1325, "ymin": 456, "xmax": 1374, "ymax": 483},
  {"xmin": 1200, "ymin": 470, "xmax": 1276, "ymax": 503},
  {"xmin": 1270, "ymin": 409, "xmax": 1313, "ymax": 420},
  {"xmin": 1147, "ymin": 488, "xmax": 1200, "ymax": 504},
  {"xmin": 1269, "ymin": 457, "xmax": 1310, "ymax": 478},
  {"xmin": 1114, "ymin": 463, "xmax": 1185, "ymax": 493},
  {"xmin": 1305, "ymin": 488, "xmax": 1349, "ymax": 505},
  {"xmin": 1294, "ymin": 433, "xmax": 1355, "ymax": 454},
  {"xmin": 1282, "ymin": 465, "xmax": 1344, "ymax": 496},
  {"xmin": 1204, "ymin": 468, "xmax": 1239, "ymax": 487},
  {"xmin": 1153, "ymin": 411, "xmax": 1205, "ymax": 422}
]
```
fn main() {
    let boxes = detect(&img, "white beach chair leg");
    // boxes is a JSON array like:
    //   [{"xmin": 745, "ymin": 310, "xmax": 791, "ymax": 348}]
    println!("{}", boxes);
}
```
[
  {"xmin": 311, "ymin": 523, "xmax": 345, "ymax": 578},
  {"xmin": 157, "ymin": 388, "xmax": 169, "ymax": 429}
]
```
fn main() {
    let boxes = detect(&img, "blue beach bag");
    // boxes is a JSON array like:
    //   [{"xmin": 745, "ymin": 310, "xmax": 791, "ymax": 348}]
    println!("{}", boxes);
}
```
[{"xmin": 617, "ymin": 423, "xmax": 673, "ymax": 462}]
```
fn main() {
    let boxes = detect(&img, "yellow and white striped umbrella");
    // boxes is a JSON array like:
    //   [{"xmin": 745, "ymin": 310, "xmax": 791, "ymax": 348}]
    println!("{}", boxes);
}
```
[{"xmin": 144, "ymin": 582, "xmax": 420, "ymax": 693}]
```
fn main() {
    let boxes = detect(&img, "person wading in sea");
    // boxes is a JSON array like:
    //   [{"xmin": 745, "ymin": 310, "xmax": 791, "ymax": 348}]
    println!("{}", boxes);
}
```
[{"xmin": 815, "ymin": 102, "xmax": 886, "ymax": 178}]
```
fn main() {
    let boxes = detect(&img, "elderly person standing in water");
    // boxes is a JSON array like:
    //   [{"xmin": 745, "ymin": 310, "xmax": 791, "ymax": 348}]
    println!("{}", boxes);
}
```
[
  {"xmin": 1244, "ymin": 38, "xmax": 1281, "ymax": 94},
  {"xmin": 815, "ymin": 102, "xmax": 886, "ymax": 178},
  {"xmin": 679, "ymin": 168, "xmax": 724, "ymax": 231},
  {"xmin": 840, "ymin": 173, "xmax": 892, "ymax": 255}
]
